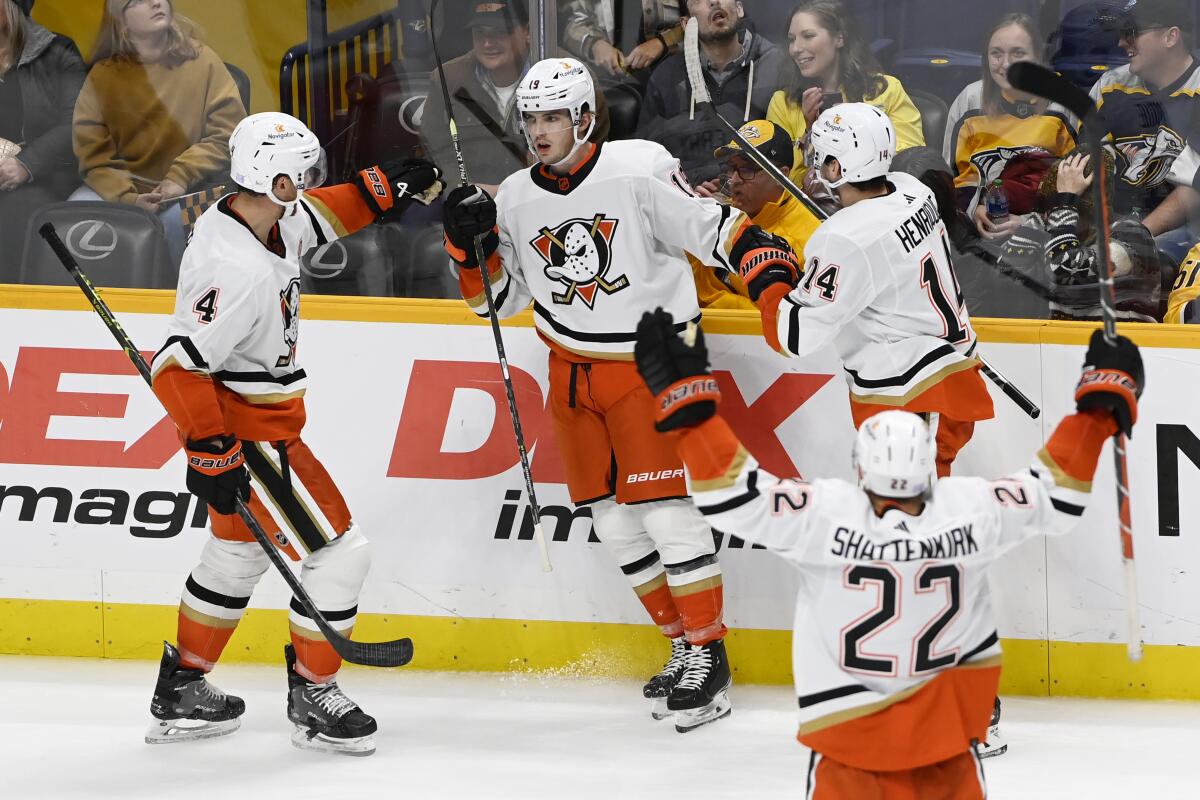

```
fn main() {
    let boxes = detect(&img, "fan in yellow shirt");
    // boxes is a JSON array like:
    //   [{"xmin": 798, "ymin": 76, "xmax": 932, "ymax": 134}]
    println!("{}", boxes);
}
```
[
  {"xmin": 766, "ymin": 0, "xmax": 924, "ymax": 181},
  {"xmin": 691, "ymin": 120, "xmax": 821, "ymax": 310}
]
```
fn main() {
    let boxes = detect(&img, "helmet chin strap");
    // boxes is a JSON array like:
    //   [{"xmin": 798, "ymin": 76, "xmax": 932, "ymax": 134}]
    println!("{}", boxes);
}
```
[{"xmin": 267, "ymin": 183, "xmax": 304, "ymax": 213}]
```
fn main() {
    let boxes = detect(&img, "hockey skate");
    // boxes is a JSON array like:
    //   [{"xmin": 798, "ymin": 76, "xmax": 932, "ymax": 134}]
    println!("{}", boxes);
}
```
[
  {"xmin": 643, "ymin": 636, "xmax": 688, "ymax": 720},
  {"xmin": 978, "ymin": 697, "xmax": 1007, "ymax": 758},
  {"xmin": 146, "ymin": 641, "xmax": 244, "ymax": 744},
  {"xmin": 667, "ymin": 639, "xmax": 732, "ymax": 733},
  {"xmin": 285, "ymin": 644, "xmax": 377, "ymax": 757}
]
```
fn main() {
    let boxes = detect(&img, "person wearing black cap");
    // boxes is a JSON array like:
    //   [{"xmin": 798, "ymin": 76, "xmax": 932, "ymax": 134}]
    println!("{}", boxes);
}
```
[
  {"xmin": 1090, "ymin": 0, "xmax": 1200, "ymax": 261},
  {"xmin": 420, "ymin": 0, "xmax": 609, "ymax": 195},
  {"xmin": 692, "ymin": 119, "xmax": 820, "ymax": 309}
]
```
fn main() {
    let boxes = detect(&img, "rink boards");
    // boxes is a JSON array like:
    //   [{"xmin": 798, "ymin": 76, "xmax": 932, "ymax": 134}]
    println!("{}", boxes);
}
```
[{"xmin": 0, "ymin": 285, "xmax": 1198, "ymax": 700}]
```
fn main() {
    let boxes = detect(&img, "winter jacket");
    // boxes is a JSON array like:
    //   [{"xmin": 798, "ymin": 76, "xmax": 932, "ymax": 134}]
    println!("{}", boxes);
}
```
[
  {"xmin": 9, "ymin": 19, "xmax": 86, "ymax": 193},
  {"xmin": 637, "ymin": 31, "xmax": 787, "ymax": 185},
  {"xmin": 420, "ymin": 53, "xmax": 610, "ymax": 188}
]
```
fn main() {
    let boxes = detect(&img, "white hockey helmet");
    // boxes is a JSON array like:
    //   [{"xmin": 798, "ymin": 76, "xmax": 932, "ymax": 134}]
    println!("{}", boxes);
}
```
[
  {"xmin": 807, "ymin": 102, "xmax": 895, "ymax": 190},
  {"xmin": 516, "ymin": 57, "xmax": 597, "ymax": 167},
  {"xmin": 229, "ymin": 112, "xmax": 327, "ymax": 210},
  {"xmin": 852, "ymin": 410, "xmax": 936, "ymax": 499}
]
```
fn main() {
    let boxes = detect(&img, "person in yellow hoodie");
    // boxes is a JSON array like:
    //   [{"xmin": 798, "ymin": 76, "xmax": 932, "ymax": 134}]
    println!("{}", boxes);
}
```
[
  {"xmin": 70, "ymin": 0, "xmax": 245, "ymax": 266},
  {"xmin": 692, "ymin": 119, "xmax": 821, "ymax": 309},
  {"xmin": 767, "ymin": 0, "xmax": 923, "ymax": 185}
]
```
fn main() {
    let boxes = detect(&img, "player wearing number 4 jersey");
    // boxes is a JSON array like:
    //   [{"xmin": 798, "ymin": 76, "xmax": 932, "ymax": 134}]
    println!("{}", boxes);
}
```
[
  {"xmin": 443, "ymin": 57, "xmax": 800, "ymax": 731},
  {"xmin": 746, "ymin": 103, "xmax": 995, "ymax": 480},
  {"xmin": 147, "ymin": 112, "xmax": 443, "ymax": 755},
  {"xmin": 634, "ymin": 309, "xmax": 1144, "ymax": 799}
]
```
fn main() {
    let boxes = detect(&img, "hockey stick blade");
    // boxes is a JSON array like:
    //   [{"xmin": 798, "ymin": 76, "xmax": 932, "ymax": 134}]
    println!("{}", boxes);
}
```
[
  {"xmin": 37, "ymin": 222, "xmax": 415, "ymax": 668},
  {"xmin": 1006, "ymin": 62, "xmax": 1093, "ymax": 121}
]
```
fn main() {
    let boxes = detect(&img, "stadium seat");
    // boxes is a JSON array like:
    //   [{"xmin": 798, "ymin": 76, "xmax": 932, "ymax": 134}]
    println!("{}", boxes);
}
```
[
  {"xmin": 300, "ymin": 223, "xmax": 396, "ymax": 297},
  {"xmin": 19, "ymin": 202, "xmax": 174, "ymax": 289},
  {"xmin": 225, "ymin": 62, "xmax": 252, "ymax": 112},
  {"xmin": 396, "ymin": 224, "xmax": 458, "ymax": 299},
  {"xmin": 906, "ymin": 90, "xmax": 949, "ymax": 153},
  {"xmin": 602, "ymin": 82, "xmax": 642, "ymax": 141}
]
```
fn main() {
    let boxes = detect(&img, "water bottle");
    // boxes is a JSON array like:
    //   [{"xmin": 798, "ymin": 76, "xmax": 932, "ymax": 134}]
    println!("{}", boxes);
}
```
[{"xmin": 985, "ymin": 179, "xmax": 1010, "ymax": 222}]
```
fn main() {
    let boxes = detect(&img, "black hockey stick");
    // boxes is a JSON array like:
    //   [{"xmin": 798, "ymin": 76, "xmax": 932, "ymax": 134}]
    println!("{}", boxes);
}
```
[
  {"xmin": 682, "ymin": 19, "xmax": 1040, "ymax": 420},
  {"xmin": 1007, "ymin": 61, "xmax": 1142, "ymax": 661},
  {"xmin": 429, "ymin": 0, "xmax": 551, "ymax": 571},
  {"xmin": 37, "ymin": 222, "xmax": 414, "ymax": 668}
]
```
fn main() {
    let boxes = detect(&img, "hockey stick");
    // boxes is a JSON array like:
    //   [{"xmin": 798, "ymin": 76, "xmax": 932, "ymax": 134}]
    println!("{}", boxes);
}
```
[
  {"xmin": 429, "ymin": 0, "xmax": 551, "ymax": 572},
  {"xmin": 37, "ymin": 223, "xmax": 415, "ymax": 669},
  {"xmin": 1007, "ymin": 61, "xmax": 1142, "ymax": 661},
  {"xmin": 682, "ymin": 19, "xmax": 1040, "ymax": 420}
]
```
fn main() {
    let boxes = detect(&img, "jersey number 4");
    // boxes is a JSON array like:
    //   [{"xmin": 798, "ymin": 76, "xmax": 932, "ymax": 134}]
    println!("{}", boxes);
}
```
[
  {"xmin": 841, "ymin": 563, "xmax": 962, "ymax": 676},
  {"xmin": 193, "ymin": 288, "xmax": 219, "ymax": 324}
]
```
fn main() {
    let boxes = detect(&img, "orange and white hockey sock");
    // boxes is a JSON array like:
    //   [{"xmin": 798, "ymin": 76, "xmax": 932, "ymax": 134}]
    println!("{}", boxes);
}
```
[
  {"xmin": 289, "ymin": 606, "xmax": 351, "ymax": 684},
  {"xmin": 665, "ymin": 554, "xmax": 727, "ymax": 645},
  {"xmin": 176, "ymin": 538, "xmax": 270, "ymax": 671},
  {"xmin": 623, "ymin": 552, "xmax": 684, "ymax": 637},
  {"xmin": 290, "ymin": 524, "xmax": 371, "ymax": 683}
]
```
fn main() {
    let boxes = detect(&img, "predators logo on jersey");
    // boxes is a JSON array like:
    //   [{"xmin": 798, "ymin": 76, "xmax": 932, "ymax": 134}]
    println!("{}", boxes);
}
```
[
  {"xmin": 277, "ymin": 277, "xmax": 301, "ymax": 367},
  {"xmin": 530, "ymin": 214, "xmax": 628, "ymax": 308},
  {"xmin": 1115, "ymin": 127, "xmax": 1184, "ymax": 188}
]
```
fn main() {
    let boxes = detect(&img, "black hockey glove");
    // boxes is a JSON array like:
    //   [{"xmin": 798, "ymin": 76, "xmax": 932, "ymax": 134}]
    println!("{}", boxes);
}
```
[
  {"xmin": 729, "ymin": 225, "xmax": 800, "ymax": 302},
  {"xmin": 634, "ymin": 308, "xmax": 720, "ymax": 432},
  {"xmin": 185, "ymin": 435, "xmax": 251, "ymax": 516},
  {"xmin": 442, "ymin": 184, "xmax": 499, "ymax": 268},
  {"xmin": 1075, "ymin": 329, "xmax": 1144, "ymax": 438},
  {"xmin": 356, "ymin": 158, "xmax": 444, "ymax": 219}
]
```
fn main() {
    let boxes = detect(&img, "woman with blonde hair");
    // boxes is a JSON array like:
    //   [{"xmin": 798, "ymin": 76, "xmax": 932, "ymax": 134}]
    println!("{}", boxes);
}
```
[
  {"xmin": 943, "ymin": 13, "xmax": 1078, "ymax": 240},
  {"xmin": 0, "ymin": 0, "xmax": 85, "ymax": 259},
  {"xmin": 71, "ymin": 0, "xmax": 245, "ymax": 264},
  {"xmin": 767, "ymin": 0, "xmax": 924, "ymax": 181}
]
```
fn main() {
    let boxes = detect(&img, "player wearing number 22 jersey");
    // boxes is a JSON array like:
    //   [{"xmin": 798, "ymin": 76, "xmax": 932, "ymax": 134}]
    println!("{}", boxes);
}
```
[
  {"xmin": 752, "ymin": 104, "xmax": 994, "ymax": 477},
  {"xmin": 634, "ymin": 306, "xmax": 1144, "ymax": 799}
]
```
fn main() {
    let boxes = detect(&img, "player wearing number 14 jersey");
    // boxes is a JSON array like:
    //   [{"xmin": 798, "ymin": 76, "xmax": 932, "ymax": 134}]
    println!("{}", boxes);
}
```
[{"xmin": 747, "ymin": 103, "xmax": 994, "ymax": 478}]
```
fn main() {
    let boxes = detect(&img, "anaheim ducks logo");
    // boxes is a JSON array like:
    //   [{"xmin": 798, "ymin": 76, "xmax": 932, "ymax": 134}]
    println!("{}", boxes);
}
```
[
  {"xmin": 530, "ymin": 214, "xmax": 628, "ymax": 308},
  {"xmin": 1114, "ymin": 127, "xmax": 1184, "ymax": 187},
  {"xmin": 277, "ymin": 277, "xmax": 301, "ymax": 367}
]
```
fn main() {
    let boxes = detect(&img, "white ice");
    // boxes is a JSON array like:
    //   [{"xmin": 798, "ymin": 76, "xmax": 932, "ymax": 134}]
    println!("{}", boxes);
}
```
[{"xmin": 0, "ymin": 655, "xmax": 1195, "ymax": 799}]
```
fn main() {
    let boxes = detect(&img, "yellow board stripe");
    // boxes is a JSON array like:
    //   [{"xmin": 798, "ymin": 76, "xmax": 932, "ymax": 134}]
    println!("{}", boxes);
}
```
[{"xmin": 2, "ymin": 598, "xmax": 1198, "ymax": 699}]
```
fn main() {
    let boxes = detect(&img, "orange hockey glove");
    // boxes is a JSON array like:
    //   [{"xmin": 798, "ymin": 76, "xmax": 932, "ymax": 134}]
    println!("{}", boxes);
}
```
[
  {"xmin": 185, "ymin": 435, "xmax": 250, "ymax": 516},
  {"xmin": 1075, "ymin": 329, "xmax": 1144, "ymax": 438},
  {"xmin": 355, "ymin": 158, "xmax": 444, "ymax": 219},
  {"xmin": 634, "ymin": 308, "xmax": 720, "ymax": 432},
  {"xmin": 729, "ymin": 225, "xmax": 800, "ymax": 301}
]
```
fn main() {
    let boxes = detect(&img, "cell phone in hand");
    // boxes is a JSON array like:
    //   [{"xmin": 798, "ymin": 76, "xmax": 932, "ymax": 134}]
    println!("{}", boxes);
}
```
[{"xmin": 820, "ymin": 91, "xmax": 843, "ymax": 111}]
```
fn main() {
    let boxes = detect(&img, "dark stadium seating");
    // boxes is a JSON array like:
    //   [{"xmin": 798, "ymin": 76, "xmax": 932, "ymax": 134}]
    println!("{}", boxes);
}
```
[
  {"xmin": 19, "ymin": 202, "xmax": 174, "ymax": 289},
  {"xmin": 300, "ymin": 222, "xmax": 395, "ymax": 296},
  {"xmin": 907, "ymin": 89, "xmax": 949, "ymax": 153}
]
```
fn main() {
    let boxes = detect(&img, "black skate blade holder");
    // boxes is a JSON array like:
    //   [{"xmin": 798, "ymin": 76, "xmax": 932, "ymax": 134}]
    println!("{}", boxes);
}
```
[{"xmin": 37, "ymin": 222, "xmax": 414, "ymax": 669}]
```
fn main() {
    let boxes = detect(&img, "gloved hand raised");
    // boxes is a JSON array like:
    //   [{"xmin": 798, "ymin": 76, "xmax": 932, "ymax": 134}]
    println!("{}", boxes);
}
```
[
  {"xmin": 442, "ymin": 184, "xmax": 499, "ymax": 267},
  {"xmin": 729, "ymin": 224, "xmax": 800, "ymax": 302},
  {"xmin": 634, "ymin": 308, "xmax": 720, "ymax": 432},
  {"xmin": 356, "ymin": 158, "xmax": 444, "ymax": 218},
  {"xmin": 1075, "ymin": 329, "xmax": 1144, "ymax": 438}
]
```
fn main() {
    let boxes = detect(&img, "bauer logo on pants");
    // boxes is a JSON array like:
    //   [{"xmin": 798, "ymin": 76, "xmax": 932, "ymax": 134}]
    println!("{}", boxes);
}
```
[{"xmin": 530, "ymin": 214, "xmax": 628, "ymax": 308}]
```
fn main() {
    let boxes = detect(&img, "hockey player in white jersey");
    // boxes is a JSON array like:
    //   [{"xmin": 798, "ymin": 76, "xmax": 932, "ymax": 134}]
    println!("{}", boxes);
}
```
[
  {"xmin": 146, "ymin": 112, "xmax": 443, "ymax": 755},
  {"xmin": 746, "ymin": 103, "xmax": 995, "ymax": 479},
  {"xmin": 441, "ymin": 57, "xmax": 800, "ymax": 731},
  {"xmin": 634, "ymin": 309, "xmax": 1143, "ymax": 798}
]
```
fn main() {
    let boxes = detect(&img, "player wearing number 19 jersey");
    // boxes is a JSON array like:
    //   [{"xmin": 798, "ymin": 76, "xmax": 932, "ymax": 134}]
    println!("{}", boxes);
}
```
[
  {"xmin": 634, "ymin": 309, "xmax": 1144, "ymax": 799},
  {"xmin": 749, "ymin": 104, "xmax": 994, "ymax": 477}
]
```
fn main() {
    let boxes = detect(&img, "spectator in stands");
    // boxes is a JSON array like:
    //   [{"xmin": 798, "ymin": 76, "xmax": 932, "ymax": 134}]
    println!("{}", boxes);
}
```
[
  {"xmin": 1165, "ymin": 243, "xmax": 1200, "ymax": 322},
  {"xmin": 561, "ymin": 0, "xmax": 683, "ymax": 80},
  {"xmin": 1091, "ymin": 0, "xmax": 1200, "ymax": 261},
  {"xmin": 71, "ymin": 0, "xmax": 244, "ymax": 266},
  {"xmin": 638, "ymin": 0, "xmax": 787, "ymax": 185},
  {"xmin": 1000, "ymin": 148, "xmax": 1162, "ymax": 322},
  {"xmin": 767, "ymin": 0, "xmax": 923, "ymax": 184},
  {"xmin": 943, "ymin": 13, "xmax": 1079, "ymax": 241},
  {"xmin": 422, "ymin": 0, "xmax": 610, "ymax": 196},
  {"xmin": 692, "ymin": 118, "xmax": 820, "ymax": 308},
  {"xmin": 0, "ymin": 0, "xmax": 85, "ymax": 258}
]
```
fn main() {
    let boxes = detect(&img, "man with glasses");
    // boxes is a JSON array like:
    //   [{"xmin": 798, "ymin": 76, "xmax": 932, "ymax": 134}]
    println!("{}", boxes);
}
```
[
  {"xmin": 1091, "ymin": 0, "xmax": 1200, "ymax": 260},
  {"xmin": 692, "ymin": 119, "xmax": 820, "ymax": 308}
]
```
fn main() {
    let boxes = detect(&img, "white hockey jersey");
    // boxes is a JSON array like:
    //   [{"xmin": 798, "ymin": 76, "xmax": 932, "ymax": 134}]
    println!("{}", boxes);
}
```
[
  {"xmin": 767, "ymin": 171, "xmax": 982, "ymax": 407},
  {"xmin": 459, "ymin": 139, "xmax": 746, "ymax": 359},
  {"xmin": 676, "ymin": 410, "xmax": 1108, "ymax": 770},
  {"xmin": 151, "ymin": 189, "xmax": 363, "ymax": 443}
]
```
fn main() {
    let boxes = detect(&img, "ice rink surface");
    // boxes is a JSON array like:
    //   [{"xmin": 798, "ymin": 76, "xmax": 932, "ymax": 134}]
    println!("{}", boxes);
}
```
[{"xmin": 1, "ymin": 655, "xmax": 1195, "ymax": 799}]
